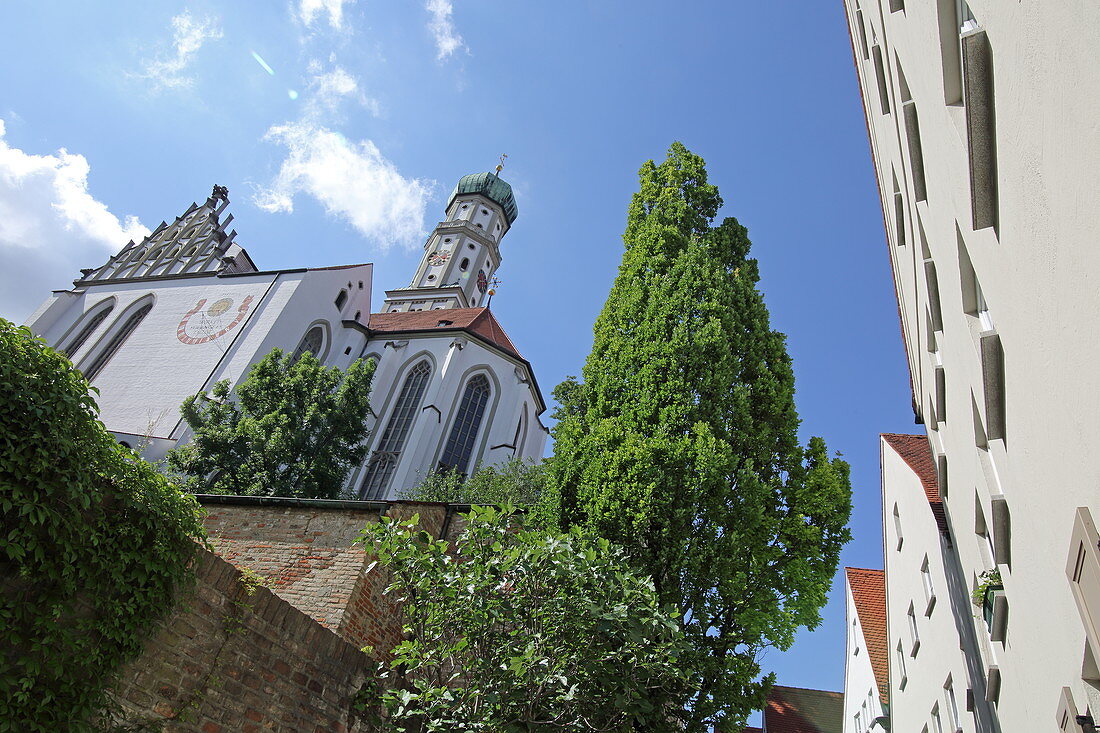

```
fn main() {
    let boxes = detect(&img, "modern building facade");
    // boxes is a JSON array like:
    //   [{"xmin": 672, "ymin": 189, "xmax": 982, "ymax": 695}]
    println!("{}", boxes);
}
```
[
  {"xmin": 843, "ymin": 0, "xmax": 1100, "ymax": 728},
  {"xmin": 24, "ymin": 174, "xmax": 547, "ymax": 499}
]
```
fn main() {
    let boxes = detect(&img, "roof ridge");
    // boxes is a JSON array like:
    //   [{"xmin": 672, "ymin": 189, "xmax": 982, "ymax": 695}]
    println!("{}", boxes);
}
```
[{"xmin": 845, "ymin": 566, "xmax": 885, "ymax": 575}]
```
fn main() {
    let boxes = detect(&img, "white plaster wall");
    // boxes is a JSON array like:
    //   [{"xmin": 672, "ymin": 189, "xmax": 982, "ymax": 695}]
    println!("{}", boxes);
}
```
[
  {"xmin": 846, "ymin": 1, "xmax": 1100, "ymax": 727},
  {"xmin": 843, "ymin": 578, "xmax": 885, "ymax": 733},
  {"xmin": 882, "ymin": 440, "xmax": 986, "ymax": 733}
]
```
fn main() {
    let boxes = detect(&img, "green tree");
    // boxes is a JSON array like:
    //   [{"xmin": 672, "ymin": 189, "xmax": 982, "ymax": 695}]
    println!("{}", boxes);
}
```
[
  {"xmin": 359, "ymin": 505, "xmax": 690, "ymax": 731},
  {"xmin": 546, "ymin": 143, "xmax": 853, "ymax": 728},
  {"xmin": 401, "ymin": 457, "xmax": 549, "ymax": 507},
  {"xmin": 0, "ymin": 320, "xmax": 204, "ymax": 729},
  {"xmin": 166, "ymin": 349, "xmax": 375, "ymax": 499}
]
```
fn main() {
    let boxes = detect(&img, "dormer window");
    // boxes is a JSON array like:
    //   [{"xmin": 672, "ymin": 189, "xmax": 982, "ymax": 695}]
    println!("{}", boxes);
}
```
[{"xmin": 437, "ymin": 320, "xmax": 453, "ymax": 327}]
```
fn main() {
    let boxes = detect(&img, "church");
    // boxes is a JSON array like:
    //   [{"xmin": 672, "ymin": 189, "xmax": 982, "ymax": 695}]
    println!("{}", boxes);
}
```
[{"xmin": 23, "ymin": 171, "xmax": 547, "ymax": 500}]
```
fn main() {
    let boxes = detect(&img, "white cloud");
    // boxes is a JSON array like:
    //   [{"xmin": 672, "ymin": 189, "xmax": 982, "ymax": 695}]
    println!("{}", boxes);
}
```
[
  {"xmin": 298, "ymin": 0, "xmax": 354, "ymax": 30},
  {"xmin": 140, "ymin": 11, "xmax": 223, "ymax": 90},
  {"xmin": 253, "ymin": 122, "xmax": 430, "ymax": 250},
  {"xmin": 0, "ymin": 119, "xmax": 149, "ymax": 322},
  {"xmin": 307, "ymin": 60, "xmax": 381, "ymax": 117},
  {"xmin": 426, "ymin": 0, "xmax": 465, "ymax": 60}
]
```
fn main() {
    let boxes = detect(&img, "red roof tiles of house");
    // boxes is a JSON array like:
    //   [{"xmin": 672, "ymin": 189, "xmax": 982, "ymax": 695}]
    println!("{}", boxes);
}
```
[
  {"xmin": 846, "ymin": 567, "xmax": 889, "ymax": 704},
  {"xmin": 881, "ymin": 433, "xmax": 948, "ymax": 532},
  {"xmin": 367, "ymin": 307, "xmax": 522, "ymax": 359},
  {"xmin": 763, "ymin": 685, "xmax": 844, "ymax": 733}
]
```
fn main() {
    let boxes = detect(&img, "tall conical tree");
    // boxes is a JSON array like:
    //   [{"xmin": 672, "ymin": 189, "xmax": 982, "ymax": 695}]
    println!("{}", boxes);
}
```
[{"xmin": 548, "ymin": 143, "xmax": 852, "ymax": 729}]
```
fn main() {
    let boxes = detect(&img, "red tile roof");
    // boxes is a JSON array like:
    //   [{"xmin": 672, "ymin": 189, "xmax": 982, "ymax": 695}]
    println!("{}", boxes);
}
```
[
  {"xmin": 881, "ymin": 433, "xmax": 947, "ymax": 531},
  {"xmin": 763, "ymin": 686, "xmax": 844, "ymax": 733},
  {"xmin": 846, "ymin": 567, "xmax": 888, "ymax": 705},
  {"xmin": 367, "ymin": 307, "xmax": 522, "ymax": 359}
]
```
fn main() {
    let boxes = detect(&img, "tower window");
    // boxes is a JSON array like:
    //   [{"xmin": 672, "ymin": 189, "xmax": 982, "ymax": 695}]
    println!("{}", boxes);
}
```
[
  {"xmin": 468, "ymin": 243, "xmax": 475, "ymax": 249},
  {"xmin": 60, "ymin": 302, "xmax": 114, "ymax": 357},
  {"xmin": 360, "ymin": 360, "xmax": 432, "ymax": 499},
  {"xmin": 481, "ymin": 209, "xmax": 488, "ymax": 215},
  {"xmin": 84, "ymin": 302, "xmax": 152, "ymax": 381},
  {"xmin": 335, "ymin": 290, "xmax": 348, "ymax": 310},
  {"xmin": 427, "ymin": 274, "xmax": 436, "ymax": 280},
  {"xmin": 460, "ymin": 258, "xmax": 469, "ymax": 271},
  {"xmin": 439, "ymin": 374, "xmax": 491, "ymax": 475},
  {"xmin": 444, "ymin": 238, "xmax": 452, "ymax": 243},
  {"xmin": 292, "ymin": 326, "xmax": 325, "ymax": 361}
]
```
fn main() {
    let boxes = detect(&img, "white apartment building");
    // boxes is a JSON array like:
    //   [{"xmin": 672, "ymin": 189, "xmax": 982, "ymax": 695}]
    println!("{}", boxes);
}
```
[
  {"xmin": 842, "ymin": 0, "xmax": 1100, "ymax": 728},
  {"xmin": 843, "ymin": 567, "xmax": 888, "ymax": 733}
]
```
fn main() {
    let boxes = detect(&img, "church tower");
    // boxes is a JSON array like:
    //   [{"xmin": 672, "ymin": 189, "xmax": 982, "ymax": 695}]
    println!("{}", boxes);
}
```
[{"xmin": 382, "ymin": 171, "xmax": 518, "ymax": 313}]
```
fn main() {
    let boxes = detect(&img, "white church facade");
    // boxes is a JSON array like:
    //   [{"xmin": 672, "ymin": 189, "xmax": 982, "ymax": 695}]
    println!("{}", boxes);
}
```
[{"xmin": 24, "ymin": 174, "xmax": 547, "ymax": 500}]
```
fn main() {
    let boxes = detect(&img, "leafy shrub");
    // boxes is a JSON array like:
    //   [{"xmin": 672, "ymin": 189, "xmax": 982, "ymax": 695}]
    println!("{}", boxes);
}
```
[{"xmin": 0, "ymin": 320, "xmax": 205, "ymax": 730}]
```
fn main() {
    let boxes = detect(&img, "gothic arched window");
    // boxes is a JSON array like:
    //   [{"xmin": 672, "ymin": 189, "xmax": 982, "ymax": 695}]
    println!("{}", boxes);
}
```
[
  {"xmin": 60, "ymin": 302, "xmax": 114, "ymax": 358},
  {"xmin": 360, "ymin": 360, "xmax": 432, "ymax": 499},
  {"xmin": 84, "ymin": 302, "xmax": 152, "ymax": 381},
  {"xmin": 439, "ymin": 374, "xmax": 491, "ymax": 475},
  {"xmin": 292, "ymin": 326, "xmax": 325, "ymax": 361}
]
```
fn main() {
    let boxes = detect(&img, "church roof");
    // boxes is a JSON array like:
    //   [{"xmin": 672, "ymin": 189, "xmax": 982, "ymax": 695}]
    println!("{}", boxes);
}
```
[
  {"xmin": 367, "ymin": 307, "xmax": 523, "ymax": 359},
  {"xmin": 448, "ymin": 172, "xmax": 519, "ymax": 225}
]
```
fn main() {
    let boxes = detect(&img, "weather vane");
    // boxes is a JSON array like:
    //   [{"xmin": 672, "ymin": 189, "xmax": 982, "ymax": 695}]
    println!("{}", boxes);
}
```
[
  {"xmin": 486, "ymin": 276, "xmax": 502, "ymax": 308},
  {"xmin": 495, "ymin": 153, "xmax": 508, "ymax": 175}
]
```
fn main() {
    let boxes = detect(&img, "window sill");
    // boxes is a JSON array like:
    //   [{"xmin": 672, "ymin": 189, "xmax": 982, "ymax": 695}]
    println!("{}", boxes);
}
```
[
  {"xmin": 910, "ymin": 640, "xmax": 921, "ymax": 657},
  {"xmin": 925, "ymin": 594, "xmax": 937, "ymax": 617}
]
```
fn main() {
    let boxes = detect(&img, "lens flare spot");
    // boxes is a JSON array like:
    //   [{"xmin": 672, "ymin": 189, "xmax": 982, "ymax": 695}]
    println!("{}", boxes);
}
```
[
  {"xmin": 250, "ymin": 50, "xmax": 275, "ymax": 76},
  {"xmin": 288, "ymin": 89, "xmax": 299, "ymax": 100}
]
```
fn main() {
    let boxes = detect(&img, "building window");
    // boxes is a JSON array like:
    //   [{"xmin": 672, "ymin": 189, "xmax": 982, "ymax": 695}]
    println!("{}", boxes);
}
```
[
  {"xmin": 84, "ymin": 303, "xmax": 152, "ymax": 381},
  {"xmin": 872, "ymin": 45, "xmax": 891, "ymax": 115},
  {"xmin": 292, "ymin": 326, "xmax": 325, "ymax": 361},
  {"xmin": 944, "ymin": 678, "xmax": 962, "ymax": 732},
  {"xmin": 893, "ymin": 504, "xmax": 904, "ymax": 550},
  {"xmin": 922, "ymin": 556, "xmax": 937, "ymax": 615},
  {"xmin": 335, "ymin": 289, "xmax": 348, "ymax": 310},
  {"xmin": 360, "ymin": 360, "xmax": 432, "ymax": 499},
  {"xmin": 855, "ymin": 2, "xmax": 869, "ymax": 61},
  {"xmin": 908, "ymin": 604, "xmax": 921, "ymax": 655},
  {"xmin": 931, "ymin": 703, "xmax": 943, "ymax": 733},
  {"xmin": 60, "ymin": 302, "xmax": 114, "ymax": 357},
  {"xmin": 897, "ymin": 640, "xmax": 908, "ymax": 689},
  {"xmin": 439, "ymin": 374, "xmax": 491, "ymax": 475}
]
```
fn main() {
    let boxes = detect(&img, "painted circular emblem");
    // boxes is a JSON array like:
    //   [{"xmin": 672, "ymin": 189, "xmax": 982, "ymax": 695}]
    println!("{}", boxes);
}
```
[
  {"xmin": 177, "ymin": 295, "xmax": 255, "ymax": 345},
  {"xmin": 428, "ymin": 250, "xmax": 450, "ymax": 267}
]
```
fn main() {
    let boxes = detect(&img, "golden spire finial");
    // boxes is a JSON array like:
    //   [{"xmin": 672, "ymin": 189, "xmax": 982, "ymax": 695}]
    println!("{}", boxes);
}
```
[{"xmin": 495, "ymin": 153, "xmax": 508, "ymax": 175}]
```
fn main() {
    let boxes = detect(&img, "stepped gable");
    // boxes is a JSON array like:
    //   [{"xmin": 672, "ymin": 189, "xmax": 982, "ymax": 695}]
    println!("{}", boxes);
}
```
[
  {"xmin": 367, "ymin": 307, "xmax": 522, "ymax": 359},
  {"xmin": 763, "ymin": 685, "xmax": 844, "ymax": 733},
  {"xmin": 846, "ymin": 567, "xmax": 888, "ymax": 704},
  {"xmin": 882, "ymin": 433, "xmax": 948, "ymax": 532}
]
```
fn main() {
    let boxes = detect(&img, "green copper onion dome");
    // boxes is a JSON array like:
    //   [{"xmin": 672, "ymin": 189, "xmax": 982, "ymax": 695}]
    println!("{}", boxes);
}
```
[{"xmin": 447, "ymin": 172, "xmax": 518, "ymax": 225}]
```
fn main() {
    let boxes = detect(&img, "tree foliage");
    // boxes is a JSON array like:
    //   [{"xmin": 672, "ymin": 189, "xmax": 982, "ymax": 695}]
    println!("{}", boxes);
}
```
[
  {"xmin": 401, "ymin": 457, "xmax": 550, "ymax": 507},
  {"xmin": 0, "ymin": 319, "xmax": 205, "ymax": 730},
  {"xmin": 360, "ymin": 505, "xmax": 691, "ymax": 731},
  {"xmin": 546, "ymin": 143, "xmax": 853, "ymax": 728},
  {"xmin": 167, "ymin": 349, "xmax": 375, "ymax": 499}
]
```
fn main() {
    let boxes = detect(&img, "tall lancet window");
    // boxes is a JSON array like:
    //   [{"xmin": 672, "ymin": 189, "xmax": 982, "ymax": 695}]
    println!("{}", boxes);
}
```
[
  {"xmin": 60, "ymin": 302, "xmax": 113, "ymax": 358},
  {"xmin": 439, "ymin": 374, "xmax": 491, "ymax": 476},
  {"xmin": 84, "ymin": 303, "xmax": 152, "ymax": 382},
  {"xmin": 292, "ymin": 326, "xmax": 325, "ymax": 361},
  {"xmin": 360, "ymin": 361, "xmax": 432, "ymax": 499}
]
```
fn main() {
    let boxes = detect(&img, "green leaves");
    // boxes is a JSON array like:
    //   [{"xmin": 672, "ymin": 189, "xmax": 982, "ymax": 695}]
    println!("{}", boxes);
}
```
[
  {"xmin": 357, "ymin": 507, "xmax": 691, "ymax": 731},
  {"xmin": 0, "ymin": 319, "xmax": 205, "ymax": 729},
  {"xmin": 545, "ymin": 143, "xmax": 854, "ymax": 729},
  {"xmin": 166, "ymin": 348, "xmax": 376, "ymax": 499}
]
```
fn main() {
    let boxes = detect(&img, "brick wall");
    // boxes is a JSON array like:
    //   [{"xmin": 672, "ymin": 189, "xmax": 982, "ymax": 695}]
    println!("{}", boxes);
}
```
[
  {"xmin": 112, "ymin": 549, "xmax": 376, "ymax": 732},
  {"xmin": 199, "ymin": 497, "xmax": 460, "ymax": 653}
]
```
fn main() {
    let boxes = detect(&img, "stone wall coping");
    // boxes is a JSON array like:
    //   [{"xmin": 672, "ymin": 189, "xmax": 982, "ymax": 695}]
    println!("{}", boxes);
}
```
[{"xmin": 195, "ymin": 493, "xmax": 476, "ymax": 513}]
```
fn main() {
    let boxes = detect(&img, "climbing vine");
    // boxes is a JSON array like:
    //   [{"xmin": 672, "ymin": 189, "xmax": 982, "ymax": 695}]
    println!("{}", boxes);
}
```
[{"xmin": 0, "ymin": 320, "xmax": 206, "ymax": 730}]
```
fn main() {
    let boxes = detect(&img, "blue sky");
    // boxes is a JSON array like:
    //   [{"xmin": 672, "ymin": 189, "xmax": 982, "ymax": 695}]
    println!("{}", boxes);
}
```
[{"xmin": 0, "ymin": 0, "xmax": 915, "ymax": 715}]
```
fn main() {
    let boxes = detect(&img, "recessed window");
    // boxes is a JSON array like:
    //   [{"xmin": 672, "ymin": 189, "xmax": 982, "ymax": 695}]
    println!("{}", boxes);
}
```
[
  {"xmin": 292, "ymin": 325, "xmax": 325, "ymax": 361},
  {"xmin": 84, "ymin": 302, "xmax": 153, "ymax": 381},
  {"xmin": 481, "ymin": 209, "xmax": 488, "ymax": 215},
  {"xmin": 897, "ymin": 641, "xmax": 908, "ymax": 689},
  {"xmin": 931, "ymin": 703, "xmax": 943, "ymax": 733},
  {"xmin": 360, "ymin": 360, "xmax": 432, "ymax": 499},
  {"xmin": 335, "ymin": 289, "xmax": 348, "ymax": 310},
  {"xmin": 60, "ymin": 303, "xmax": 114, "ymax": 358},
  {"xmin": 468, "ymin": 243, "xmax": 475, "ymax": 250},
  {"xmin": 438, "ymin": 374, "xmax": 491, "ymax": 476},
  {"xmin": 427, "ymin": 274, "xmax": 436, "ymax": 281},
  {"xmin": 444, "ymin": 238, "xmax": 452, "ymax": 243},
  {"xmin": 460, "ymin": 258, "xmax": 469, "ymax": 271},
  {"xmin": 894, "ymin": 504, "xmax": 904, "ymax": 550},
  {"xmin": 358, "ymin": 281, "xmax": 363, "ymax": 289},
  {"xmin": 922, "ymin": 556, "xmax": 937, "ymax": 615},
  {"xmin": 944, "ymin": 678, "xmax": 961, "ymax": 731},
  {"xmin": 908, "ymin": 603, "xmax": 921, "ymax": 656},
  {"xmin": 476, "ymin": 223, "xmax": 483, "ymax": 229},
  {"xmin": 872, "ymin": 45, "xmax": 891, "ymax": 115}
]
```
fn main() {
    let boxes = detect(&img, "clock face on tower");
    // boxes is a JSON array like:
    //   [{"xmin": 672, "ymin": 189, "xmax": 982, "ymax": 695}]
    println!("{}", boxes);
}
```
[
  {"xmin": 177, "ymin": 295, "xmax": 255, "ymax": 345},
  {"xmin": 428, "ymin": 250, "xmax": 450, "ymax": 267}
]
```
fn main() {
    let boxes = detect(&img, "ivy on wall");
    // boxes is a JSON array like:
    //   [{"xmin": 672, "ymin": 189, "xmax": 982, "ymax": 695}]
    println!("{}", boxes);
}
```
[{"xmin": 0, "ymin": 319, "xmax": 206, "ymax": 730}]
